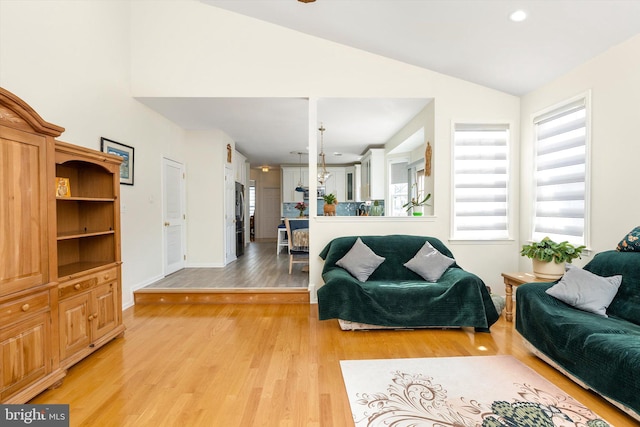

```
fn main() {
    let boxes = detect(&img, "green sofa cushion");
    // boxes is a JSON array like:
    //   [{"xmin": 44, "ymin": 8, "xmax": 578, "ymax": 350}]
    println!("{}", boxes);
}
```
[{"xmin": 584, "ymin": 250, "xmax": 640, "ymax": 324}]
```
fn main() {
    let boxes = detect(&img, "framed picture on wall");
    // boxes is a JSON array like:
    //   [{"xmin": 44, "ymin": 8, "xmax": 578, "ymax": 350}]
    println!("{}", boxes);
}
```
[{"xmin": 101, "ymin": 137, "xmax": 135, "ymax": 185}]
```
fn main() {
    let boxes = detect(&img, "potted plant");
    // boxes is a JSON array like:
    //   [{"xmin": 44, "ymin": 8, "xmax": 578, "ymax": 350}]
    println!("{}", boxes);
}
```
[
  {"xmin": 294, "ymin": 201, "xmax": 307, "ymax": 217},
  {"xmin": 322, "ymin": 193, "xmax": 338, "ymax": 216},
  {"xmin": 520, "ymin": 237, "xmax": 586, "ymax": 279},
  {"xmin": 402, "ymin": 192, "xmax": 431, "ymax": 216}
]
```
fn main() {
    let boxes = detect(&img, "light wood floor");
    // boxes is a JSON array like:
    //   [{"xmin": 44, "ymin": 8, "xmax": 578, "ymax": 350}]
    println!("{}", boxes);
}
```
[
  {"xmin": 144, "ymin": 241, "xmax": 308, "ymax": 289},
  {"xmin": 31, "ymin": 304, "xmax": 636, "ymax": 426}
]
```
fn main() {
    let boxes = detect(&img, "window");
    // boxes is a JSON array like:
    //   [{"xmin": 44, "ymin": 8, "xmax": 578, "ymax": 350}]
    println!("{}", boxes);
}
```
[
  {"xmin": 532, "ymin": 95, "xmax": 589, "ymax": 246},
  {"xmin": 388, "ymin": 161, "xmax": 409, "ymax": 216},
  {"xmin": 452, "ymin": 123, "xmax": 510, "ymax": 240},
  {"xmin": 249, "ymin": 181, "xmax": 256, "ymax": 217}
]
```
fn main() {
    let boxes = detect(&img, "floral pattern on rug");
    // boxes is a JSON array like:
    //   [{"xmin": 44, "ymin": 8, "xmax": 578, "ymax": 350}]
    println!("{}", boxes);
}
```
[{"xmin": 353, "ymin": 370, "xmax": 609, "ymax": 427}]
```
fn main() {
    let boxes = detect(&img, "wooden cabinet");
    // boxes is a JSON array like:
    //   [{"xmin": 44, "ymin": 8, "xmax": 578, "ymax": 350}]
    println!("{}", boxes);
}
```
[
  {"xmin": 0, "ymin": 289, "xmax": 57, "ymax": 401},
  {"xmin": 54, "ymin": 142, "xmax": 125, "ymax": 370},
  {"xmin": 59, "ymin": 277, "xmax": 119, "ymax": 365},
  {"xmin": 54, "ymin": 141, "xmax": 121, "ymax": 277},
  {"xmin": 0, "ymin": 87, "xmax": 124, "ymax": 403},
  {"xmin": 0, "ymin": 87, "xmax": 65, "ymax": 403}
]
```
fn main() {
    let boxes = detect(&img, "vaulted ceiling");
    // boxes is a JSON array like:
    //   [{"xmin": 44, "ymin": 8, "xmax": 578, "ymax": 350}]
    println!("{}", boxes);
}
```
[{"xmin": 139, "ymin": 1, "xmax": 640, "ymax": 167}]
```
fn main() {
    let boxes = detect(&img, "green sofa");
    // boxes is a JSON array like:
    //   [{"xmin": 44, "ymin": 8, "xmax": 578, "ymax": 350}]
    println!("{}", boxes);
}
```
[
  {"xmin": 317, "ymin": 235, "xmax": 499, "ymax": 332},
  {"xmin": 516, "ymin": 250, "xmax": 640, "ymax": 420}
]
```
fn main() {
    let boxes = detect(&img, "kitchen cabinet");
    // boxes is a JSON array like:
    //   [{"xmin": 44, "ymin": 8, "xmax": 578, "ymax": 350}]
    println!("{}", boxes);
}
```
[
  {"xmin": 234, "ymin": 150, "xmax": 247, "ymax": 185},
  {"xmin": 324, "ymin": 167, "xmax": 346, "ymax": 203},
  {"xmin": 281, "ymin": 166, "xmax": 308, "ymax": 202},
  {"xmin": 360, "ymin": 148, "xmax": 385, "ymax": 200}
]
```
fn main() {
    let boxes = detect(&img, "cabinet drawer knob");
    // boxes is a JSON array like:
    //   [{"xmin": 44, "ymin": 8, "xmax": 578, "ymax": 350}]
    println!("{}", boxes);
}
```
[
  {"xmin": 21, "ymin": 303, "xmax": 30, "ymax": 312},
  {"xmin": 88, "ymin": 315, "xmax": 94, "ymax": 321},
  {"xmin": 74, "ymin": 284, "xmax": 81, "ymax": 290},
  {"xmin": 104, "ymin": 275, "xmax": 110, "ymax": 280}
]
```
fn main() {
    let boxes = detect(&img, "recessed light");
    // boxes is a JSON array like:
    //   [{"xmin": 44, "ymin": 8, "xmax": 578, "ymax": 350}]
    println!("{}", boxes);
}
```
[{"xmin": 509, "ymin": 10, "xmax": 527, "ymax": 22}]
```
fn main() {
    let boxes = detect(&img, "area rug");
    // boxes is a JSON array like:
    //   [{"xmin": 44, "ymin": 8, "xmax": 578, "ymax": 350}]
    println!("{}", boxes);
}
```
[{"xmin": 340, "ymin": 355, "xmax": 610, "ymax": 427}]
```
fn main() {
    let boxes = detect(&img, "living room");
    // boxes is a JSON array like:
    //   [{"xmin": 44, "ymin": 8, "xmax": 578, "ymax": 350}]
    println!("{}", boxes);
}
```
[{"xmin": 1, "ymin": 1, "xmax": 640, "ymax": 425}]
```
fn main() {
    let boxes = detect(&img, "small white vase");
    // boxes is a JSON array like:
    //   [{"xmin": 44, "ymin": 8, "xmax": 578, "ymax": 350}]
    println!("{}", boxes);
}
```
[{"xmin": 532, "ymin": 259, "xmax": 566, "ymax": 280}]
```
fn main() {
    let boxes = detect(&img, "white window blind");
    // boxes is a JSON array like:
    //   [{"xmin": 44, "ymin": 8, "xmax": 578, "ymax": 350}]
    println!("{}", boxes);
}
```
[
  {"xmin": 532, "ymin": 97, "xmax": 588, "ymax": 245},
  {"xmin": 453, "ymin": 124, "xmax": 510, "ymax": 240}
]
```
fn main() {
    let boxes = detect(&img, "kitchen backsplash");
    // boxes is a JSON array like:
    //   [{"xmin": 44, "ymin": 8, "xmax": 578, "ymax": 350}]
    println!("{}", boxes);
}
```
[{"xmin": 282, "ymin": 201, "xmax": 385, "ymax": 217}]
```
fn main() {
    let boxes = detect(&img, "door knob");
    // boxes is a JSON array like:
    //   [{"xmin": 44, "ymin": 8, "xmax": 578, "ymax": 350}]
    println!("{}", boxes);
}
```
[{"xmin": 164, "ymin": 222, "xmax": 170, "ymax": 226}]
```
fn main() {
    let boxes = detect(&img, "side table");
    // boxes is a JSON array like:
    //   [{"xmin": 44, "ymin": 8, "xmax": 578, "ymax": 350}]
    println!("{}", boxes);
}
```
[{"xmin": 501, "ymin": 272, "xmax": 548, "ymax": 322}]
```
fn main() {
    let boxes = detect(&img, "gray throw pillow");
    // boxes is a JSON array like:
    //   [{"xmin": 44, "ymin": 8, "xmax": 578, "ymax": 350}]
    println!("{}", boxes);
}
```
[
  {"xmin": 403, "ymin": 241, "xmax": 455, "ymax": 282},
  {"xmin": 336, "ymin": 237, "xmax": 385, "ymax": 282},
  {"xmin": 545, "ymin": 265, "xmax": 622, "ymax": 317}
]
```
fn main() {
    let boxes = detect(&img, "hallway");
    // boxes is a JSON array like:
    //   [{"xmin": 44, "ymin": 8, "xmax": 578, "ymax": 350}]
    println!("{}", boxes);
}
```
[{"xmin": 144, "ymin": 241, "xmax": 309, "ymax": 289}]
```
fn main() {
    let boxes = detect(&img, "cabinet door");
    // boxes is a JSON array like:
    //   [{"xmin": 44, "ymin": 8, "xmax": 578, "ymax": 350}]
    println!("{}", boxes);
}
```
[
  {"xmin": 1, "ymin": 313, "xmax": 49, "ymax": 400},
  {"xmin": 281, "ymin": 169, "xmax": 295, "ymax": 202},
  {"xmin": 0, "ymin": 129, "xmax": 48, "ymax": 297},
  {"xmin": 282, "ymin": 168, "xmax": 305, "ymax": 203},
  {"xmin": 59, "ymin": 293, "xmax": 91, "ymax": 361},
  {"xmin": 332, "ymin": 168, "xmax": 346, "ymax": 203},
  {"xmin": 92, "ymin": 282, "xmax": 118, "ymax": 341}
]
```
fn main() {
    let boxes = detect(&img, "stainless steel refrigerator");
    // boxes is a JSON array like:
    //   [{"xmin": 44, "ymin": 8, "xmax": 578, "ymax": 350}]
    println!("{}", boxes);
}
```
[{"xmin": 235, "ymin": 182, "xmax": 245, "ymax": 257}]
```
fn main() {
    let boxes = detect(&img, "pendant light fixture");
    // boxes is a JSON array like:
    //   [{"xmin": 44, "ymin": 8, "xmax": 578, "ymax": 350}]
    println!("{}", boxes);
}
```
[
  {"xmin": 294, "ymin": 151, "xmax": 305, "ymax": 192},
  {"xmin": 317, "ymin": 123, "xmax": 331, "ymax": 186}
]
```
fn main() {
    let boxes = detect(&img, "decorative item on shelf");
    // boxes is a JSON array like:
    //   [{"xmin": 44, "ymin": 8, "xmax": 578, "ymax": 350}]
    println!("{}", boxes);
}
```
[
  {"xmin": 425, "ymin": 141, "xmax": 432, "ymax": 177},
  {"xmin": 322, "ymin": 193, "xmax": 337, "ymax": 216},
  {"xmin": 520, "ymin": 236, "xmax": 586, "ymax": 280},
  {"xmin": 295, "ymin": 201, "xmax": 307, "ymax": 217},
  {"xmin": 358, "ymin": 201, "xmax": 371, "ymax": 216},
  {"xmin": 317, "ymin": 123, "xmax": 331, "ymax": 186},
  {"xmin": 403, "ymin": 192, "xmax": 431, "ymax": 216},
  {"xmin": 55, "ymin": 177, "xmax": 71, "ymax": 198},
  {"xmin": 370, "ymin": 200, "xmax": 383, "ymax": 216}
]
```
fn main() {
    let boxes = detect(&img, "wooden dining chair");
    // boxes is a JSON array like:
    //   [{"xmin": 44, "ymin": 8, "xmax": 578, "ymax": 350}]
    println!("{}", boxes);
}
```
[{"xmin": 284, "ymin": 218, "xmax": 309, "ymax": 274}]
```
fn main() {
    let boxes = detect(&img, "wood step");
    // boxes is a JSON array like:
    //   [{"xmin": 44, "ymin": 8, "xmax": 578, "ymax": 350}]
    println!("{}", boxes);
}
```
[{"xmin": 134, "ymin": 288, "xmax": 310, "ymax": 305}]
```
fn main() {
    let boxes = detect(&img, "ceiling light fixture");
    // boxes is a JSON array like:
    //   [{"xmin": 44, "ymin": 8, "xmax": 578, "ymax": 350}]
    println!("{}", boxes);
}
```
[
  {"xmin": 317, "ymin": 123, "xmax": 331, "ymax": 186},
  {"xmin": 298, "ymin": 0, "xmax": 316, "ymax": 3},
  {"xmin": 261, "ymin": 166, "xmax": 269, "ymax": 173},
  {"xmin": 294, "ymin": 151, "xmax": 306, "ymax": 192},
  {"xmin": 509, "ymin": 10, "xmax": 527, "ymax": 22}
]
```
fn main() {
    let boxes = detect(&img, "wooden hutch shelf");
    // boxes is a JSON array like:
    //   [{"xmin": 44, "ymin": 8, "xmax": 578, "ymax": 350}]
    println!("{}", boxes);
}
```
[{"xmin": 0, "ymin": 87, "xmax": 125, "ymax": 403}]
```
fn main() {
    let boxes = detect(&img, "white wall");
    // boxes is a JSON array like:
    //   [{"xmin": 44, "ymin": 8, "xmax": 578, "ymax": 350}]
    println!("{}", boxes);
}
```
[
  {"xmin": 0, "ymin": 1, "xmax": 187, "ymax": 308},
  {"xmin": 520, "ymin": 33, "xmax": 640, "ymax": 270},
  {"xmin": 0, "ymin": 0, "xmax": 528, "ymax": 305},
  {"xmin": 129, "ymin": 0, "xmax": 521, "ymax": 298},
  {"xmin": 185, "ymin": 130, "xmax": 232, "ymax": 267}
]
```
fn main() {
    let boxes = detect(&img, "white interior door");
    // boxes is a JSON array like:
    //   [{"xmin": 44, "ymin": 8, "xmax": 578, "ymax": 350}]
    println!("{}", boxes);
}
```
[
  {"xmin": 163, "ymin": 158, "xmax": 185, "ymax": 275},
  {"xmin": 259, "ymin": 187, "xmax": 281, "ymax": 240}
]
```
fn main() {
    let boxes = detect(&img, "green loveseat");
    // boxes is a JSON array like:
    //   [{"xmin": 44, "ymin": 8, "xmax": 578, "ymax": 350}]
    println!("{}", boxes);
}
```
[
  {"xmin": 317, "ymin": 235, "xmax": 499, "ymax": 332},
  {"xmin": 516, "ymin": 250, "xmax": 640, "ymax": 421}
]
